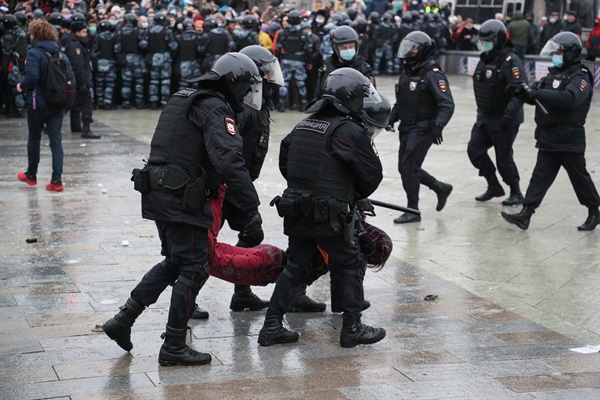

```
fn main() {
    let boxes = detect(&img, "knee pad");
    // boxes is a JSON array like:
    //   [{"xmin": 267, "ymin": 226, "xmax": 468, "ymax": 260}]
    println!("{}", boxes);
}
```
[
  {"xmin": 282, "ymin": 261, "xmax": 310, "ymax": 285},
  {"xmin": 177, "ymin": 263, "xmax": 210, "ymax": 294}
]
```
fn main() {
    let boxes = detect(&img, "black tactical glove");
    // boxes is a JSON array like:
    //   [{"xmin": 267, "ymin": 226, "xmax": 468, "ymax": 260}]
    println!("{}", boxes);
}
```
[
  {"xmin": 241, "ymin": 210, "xmax": 263, "ymax": 239},
  {"xmin": 385, "ymin": 124, "xmax": 395, "ymax": 132},
  {"xmin": 504, "ymin": 83, "xmax": 524, "ymax": 95},
  {"xmin": 500, "ymin": 114, "xmax": 512, "ymax": 129},
  {"xmin": 432, "ymin": 125, "xmax": 443, "ymax": 145}
]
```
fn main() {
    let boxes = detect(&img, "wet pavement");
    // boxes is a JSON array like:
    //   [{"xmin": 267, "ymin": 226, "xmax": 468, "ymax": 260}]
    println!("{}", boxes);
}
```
[{"xmin": 0, "ymin": 75, "xmax": 598, "ymax": 399}]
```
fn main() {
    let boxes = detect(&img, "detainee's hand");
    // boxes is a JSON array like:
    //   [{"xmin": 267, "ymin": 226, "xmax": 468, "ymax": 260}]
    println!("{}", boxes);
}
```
[{"xmin": 16, "ymin": 83, "xmax": 22, "ymax": 93}]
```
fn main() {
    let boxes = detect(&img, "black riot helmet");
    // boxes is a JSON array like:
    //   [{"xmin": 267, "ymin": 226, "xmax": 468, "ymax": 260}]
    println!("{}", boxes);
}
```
[
  {"xmin": 317, "ymin": 67, "xmax": 373, "ymax": 116},
  {"xmin": 154, "ymin": 13, "xmax": 168, "ymax": 26},
  {"xmin": 477, "ymin": 19, "xmax": 507, "ymax": 53},
  {"xmin": 242, "ymin": 15, "xmax": 259, "ymax": 30},
  {"xmin": 99, "ymin": 19, "xmax": 113, "ymax": 33},
  {"xmin": 48, "ymin": 12, "xmax": 63, "ymax": 26},
  {"xmin": 402, "ymin": 13, "xmax": 413, "ymax": 23},
  {"xmin": 182, "ymin": 18, "xmax": 194, "ymax": 31},
  {"xmin": 3, "ymin": 14, "xmax": 17, "ymax": 29},
  {"xmin": 382, "ymin": 12, "xmax": 394, "ymax": 24},
  {"xmin": 397, "ymin": 31, "xmax": 435, "ymax": 63},
  {"xmin": 124, "ymin": 13, "xmax": 138, "ymax": 26},
  {"xmin": 346, "ymin": 8, "xmax": 357, "ymax": 21},
  {"xmin": 331, "ymin": 25, "xmax": 359, "ymax": 59},
  {"xmin": 14, "ymin": 11, "xmax": 27, "ymax": 26},
  {"xmin": 369, "ymin": 11, "xmax": 380, "ymax": 24},
  {"xmin": 353, "ymin": 17, "xmax": 367, "ymax": 34},
  {"xmin": 239, "ymin": 45, "xmax": 284, "ymax": 86},
  {"xmin": 189, "ymin": 52, "xmax": 263, "ymax": 110},
  {"xmin": 361, "ymin": 89, "xmax": 391, "ymax": 138},
  {"xmin": 203, "ymin": 17, "xmax": 217, "ymax": 31},
  {"xmin": 287, "ymin": 10, "xmax": 302, "ymax": 25},
  {"xmin": 540, "ymin": 31, "xmax": 583, "ymax": 67},
  {"xmin": 32, "ymin": 9, "xmax": 45, "ymax": 19},
  {"xmin": 71, "ymin": 13, "xmax": 85, "ymax": 22}
]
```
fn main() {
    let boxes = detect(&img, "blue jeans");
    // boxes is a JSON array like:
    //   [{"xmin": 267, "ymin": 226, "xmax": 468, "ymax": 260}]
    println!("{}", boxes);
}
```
[{"xmin": 26, "ymin": 107, "xmax": 65, "ymax": 182}]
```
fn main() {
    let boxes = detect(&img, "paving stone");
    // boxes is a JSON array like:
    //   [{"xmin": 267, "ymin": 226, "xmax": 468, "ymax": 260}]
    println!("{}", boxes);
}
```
[
  {"xmin": 0, "ymin": 366, "xmax": 57, "ymax": 385},
  {"xmin": 530, "ymin": 388, "xmax": 600, "ymax": 400},
  {"xmin": 541, "ymin": 354, "xmax": 600, "ymax": 373},
  {"xmin": 493, "ymin": 331, "xmax": 573, "ymax": 344},
  {"xmin": 497, "ymin": 372, "xmax": 600, "ymax": 393}
]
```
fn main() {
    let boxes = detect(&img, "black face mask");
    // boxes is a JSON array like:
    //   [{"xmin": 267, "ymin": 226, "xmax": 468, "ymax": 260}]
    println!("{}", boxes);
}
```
[{"xmin": 403, "ymin": 55, "xmax": 419, "ymax": 68}]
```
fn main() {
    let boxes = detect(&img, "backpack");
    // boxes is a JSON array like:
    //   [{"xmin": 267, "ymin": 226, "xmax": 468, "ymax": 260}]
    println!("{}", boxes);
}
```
[{"xmin": 39, "ymin": 50, "xmax": 76, "ymax": 109}]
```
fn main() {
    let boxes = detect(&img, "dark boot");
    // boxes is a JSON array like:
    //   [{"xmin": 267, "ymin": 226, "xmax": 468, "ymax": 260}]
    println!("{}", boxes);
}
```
[
  {"xmin": 578, "ymin": 207, "xmax": 599, "ymax": 231},
  {"xmin": 476, "ymin": 174, "xmax": 505, "ymax": 202},
  {"xmin": 340, "ymin": 314, "xmax": 386, "ymax": 348},
  {"xmin": 288, "ymin": 283, "xmax": 326, "ymax": 312},
  {"xmin": 229, "ymin": 285, "xmax": 269, "ymax": 311},
  {"xmin": 158, "ymin": 325, "xmax": 211, "ymax": 366},
  {"xmin": 257, "ymin": 311, "xmax": 299, "ymax": 346},
  {"xmin": 102, "ymin": 298, "xmax": 145, "ymax": 352},
  {"xmin": 501, "ymin": 205, "xmax": 535, "ymax": 230},
  {"xmin": 189, "ymin": 304, "xmax": 209, "ymax": 320},
  {"xmin": 393, "ymin": 212, "xmax": 421, "ymax": 224},
  {"xmin": 502, "ymin": 183, "xmax": 524, "ymax": 206},
  {"xmin": 81, "ymin": 124, "xmax": 101, "ymax": 139},
  {"xmin": 430, "ymin": 181, "xmax": 453, "ymax": 212}
]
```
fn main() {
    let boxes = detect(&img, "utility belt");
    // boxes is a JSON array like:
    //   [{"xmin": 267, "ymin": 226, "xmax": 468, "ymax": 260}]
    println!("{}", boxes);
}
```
[
  {"xmin": 270, "ymin": 189, "xmax": 359, "ymax": 243},
  {"xmin": 132, "ymin": 163, "xmax": 217, "ymax": 214}
]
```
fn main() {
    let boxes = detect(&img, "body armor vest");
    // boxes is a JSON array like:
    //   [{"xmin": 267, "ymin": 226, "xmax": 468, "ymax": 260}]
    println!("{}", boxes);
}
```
[
  {"xmin": 178, "ymin": 32, "xmax": 199, "ymax": 60},
  {"xmin": 234, "ymin": 31, "xmax": 255, "ymax": 51},
  {"xmin": 534, "ymin": 65, "xmax": 592, "ymax": 127},
  {"xmin": 148, "ymin": 88, "xmax": 220, "ymax": 179},
  {"xmin": 286, "ymin": 114, "xmax": 357, "ymax": 204},
  {"xmin": 395, "ymin": 64, "xmax": 438, "ymax": 124},
  {"xmin": 280, "ymin": 29, "xmax": 305, "ymax": 61},
  {"xmin": 119, "ymin": 27, "xmax": 139, "ymax": 53},
  {"xmin": 206, "ymin": 31, "xmax": 228, "ymax": 55},
  {"xmin": 98, "ymin": 33, "xmax": 116, "ymax": 60},
  {"xmin": 148, "ymin": 27, "xmax": 168, "ymax": 54},
  {"xmin": 472, "ymin": 51, "xmax": 513, "ymax": 115}
]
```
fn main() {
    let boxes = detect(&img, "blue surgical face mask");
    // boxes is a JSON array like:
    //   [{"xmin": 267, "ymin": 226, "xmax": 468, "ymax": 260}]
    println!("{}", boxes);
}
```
[
  {"xmin": 89, "ymin": 26, "xmax": 97, "ymax": 34},
  {"xmin": 481, "ymin": 41, "xmax": 494, "ymax": 52},
  {"xmin": 549, "ymin": 17, "xmax": 557, "ymax": 23},
  {"xmin": 552, "ymin": 54, "xmax": 563, "ymax": 68},
  {"xmin": 339, "ymin": 48, "xmax": 356, "ymax": 61}
]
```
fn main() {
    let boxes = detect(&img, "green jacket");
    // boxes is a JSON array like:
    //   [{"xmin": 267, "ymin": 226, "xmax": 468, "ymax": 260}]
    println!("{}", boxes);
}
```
[{"xmin": 508, "ymin": 13, "xmax": 531, "ymax": 48}]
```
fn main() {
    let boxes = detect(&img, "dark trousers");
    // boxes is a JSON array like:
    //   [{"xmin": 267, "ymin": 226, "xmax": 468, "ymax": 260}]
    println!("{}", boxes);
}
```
[
  {"xmin": 131, "ymin": 222, "xmax": 209, "ymax": 328},
  {"xmin": 70, "ymin": 87, "xmax": 93, "ymax": 131},
  {"xmin": 398, "ymin": 131, "xmax": 437, "ymax": 208},
  {"xmin": 26, "ymin": 107, "xmax": 65, "ymax": 182},
  {"xmin": 523, "ymin": 150, "xmax": 600, "ymax": 209},
  {"xmin": 467, "ymin": 124, "xmax": 520, "ymax": 185},
  {"xmin": 268, "ymin": 235, "xmax": 366, "ymax": 317}
]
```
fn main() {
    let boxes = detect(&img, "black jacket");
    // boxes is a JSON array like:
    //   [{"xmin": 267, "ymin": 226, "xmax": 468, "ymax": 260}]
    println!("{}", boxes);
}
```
[{"xmin": 61, "ymin": 32, "xmax": 90, "ymax": 89}]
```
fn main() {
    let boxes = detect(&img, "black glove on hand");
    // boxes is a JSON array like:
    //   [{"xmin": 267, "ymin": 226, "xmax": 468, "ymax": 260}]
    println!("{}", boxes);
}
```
[
  {"xmin": 432, "ymin": 125, "xmax": 443, "ymax": 145},
  {"xmin": 241, "ymin": 211, "xmax": 263, "ymax": 238},
  {"xmin": 358, "ymin": 230, "xmax": 376, "ymax": 256},
  {"xmin": 385, "ymin": 124, "xmax": 395, "ymax": 132},
  {"xmin": 501, "ymin": 114, "xmax": 512, "ymax": 129},
  {"xmin": 504, "ymin": 84, "xmax": 524, "ymax": 95}
]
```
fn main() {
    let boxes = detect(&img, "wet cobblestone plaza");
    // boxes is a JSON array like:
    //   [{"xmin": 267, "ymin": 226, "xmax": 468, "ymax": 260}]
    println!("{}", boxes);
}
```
[{"xmin": 1, "ymin": 75, "xmax": 599, "ymax": 399}]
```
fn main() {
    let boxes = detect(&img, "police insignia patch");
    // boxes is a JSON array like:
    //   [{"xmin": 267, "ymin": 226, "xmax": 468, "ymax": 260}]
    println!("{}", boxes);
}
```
[
  {"xmin": 512, "ymin": 67, "xmax": 521, "ymax": 79},
  {"xmin": 486, "ymin": 70, "xmax": 492, "ymax": 79},
  {"xmin": 225, "ymin": 117, "xmax": 236, "ymax": 135},
  {"xmin": 371, "ymin": 141, "xmax": 379, "ymax": 156},
  {"xmin": 409, "ymin": 81, "xmax": 417, "ymax": 91},
  {"xmin": 75, "ymin": 48, "xmax": 81, "ymax": 55},
  {"xmin": 438, "ymin": 80, "xmax": 447, "ymax": 92},
  {"xmin": 552, "ymin": 79, "xmax": 560, "ymax": 89},
  {"xmin": 579, "ymin": 79, "xmax": 588, "ymax": 91}
]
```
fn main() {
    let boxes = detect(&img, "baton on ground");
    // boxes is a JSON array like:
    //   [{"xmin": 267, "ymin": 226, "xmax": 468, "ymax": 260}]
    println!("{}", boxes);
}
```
[{"xmin": 369, "ymin": 199, "xmax": 421, "ymax": 216}]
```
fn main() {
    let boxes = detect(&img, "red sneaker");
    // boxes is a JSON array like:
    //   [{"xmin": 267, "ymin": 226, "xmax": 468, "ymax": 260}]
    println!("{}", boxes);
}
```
[
  {"xmin": 46, "ymin": 180, "xmax": 64, "ymax": 191},
  {"xmin": 18, "ymin": 171, "xmax": 37, "ymax": 186}
]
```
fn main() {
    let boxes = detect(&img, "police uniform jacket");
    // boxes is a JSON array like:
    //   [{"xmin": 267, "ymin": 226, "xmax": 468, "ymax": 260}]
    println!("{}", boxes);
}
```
[
  {"xmin": 61, "ymin": 32, "xmax": 91, "ymax": 90},
  {"xmin": 142, "ymin": 89, "xmax": 260, "ymax": 230},
  {"xmin": 315, "ymin": 55, "xmax": 374, "ymax": 99},
  {"xmin": 530, "ymin": 63, "xmax": 593, "ymax": 153},
  {"xmin": 390, "ymin": 58, "xmax": 454, "ymax": 134}
]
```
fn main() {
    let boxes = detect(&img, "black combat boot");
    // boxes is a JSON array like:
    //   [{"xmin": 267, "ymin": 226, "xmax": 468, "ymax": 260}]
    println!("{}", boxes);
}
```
[
  {"xmin": 502, "ymin": 183, "xmax": 524, "ymax": 206},
  {"xmin": 340, "ymin": 314, "xmax": 386, "ymax": 348},
  {"xmin": 102, "ymin": 298, "xmax": 145, "ymax": 352},
  {"xmin": 189, "ymin": 304, "xmax": 209, "ymax": 320},
  {"xmin": 501, "ymin": 205, "xmax": 535, "ymax": 230},
  {"xmin": 577, "ymin": 207, "xmax": 599, "ymax": 231},
  {"xmin": 430, "ymin": 180, "xmax": 453, "ymax": 211},
  {"xmin": 229, "ymin": 285, "xmax": 269, "ymax": 311},
  {"xmin": 476, "ymin": 174, "xmax": 505, "ymax": 202},
  {"xmin": 393, "ymin": 212, "xmax": 421, "ymax": 224},
  {"xmin": 257, "ymin": 311, "xmax": 299, "ymax": 346},
  {"xmin": 288, "ymin": 283, "xmax": 326, "ymax": 312},
  {"xmin": 81, "ymin": 124, "xmax": 101, "ymax": 139},
  {"xmin": 158, "ymin": 325, "xmax": 212, "ymax": 366}
]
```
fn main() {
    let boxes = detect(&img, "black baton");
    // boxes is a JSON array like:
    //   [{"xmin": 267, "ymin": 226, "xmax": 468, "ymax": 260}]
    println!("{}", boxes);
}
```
[
  {"xmin": 534, "ymin": 98, "xmax": 549, "ymax": 114},
  {"xmin": 369, "ymin": 199, "xmax": 421, "ymax": 215}
]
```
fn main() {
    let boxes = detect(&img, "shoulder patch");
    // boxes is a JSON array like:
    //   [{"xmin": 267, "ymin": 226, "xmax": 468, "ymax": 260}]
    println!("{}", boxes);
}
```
[
  {"xmin": 432, "ymin": 67, "xmax": 439, "ymax": 72},
  {"xmin": 579, "ymin": 79, "xmax": 588, "ymax": 91},
  {"xmin": 505, "ymin": 55, "xmax": 511, "ymax": 61},
  {"xmin": 75, "ymin": 47, "xmax": 81, "ymax": 55},
  {"xmin": 438, "ymin": 80, "xmax": 448, "ymax": 92},
  {"xmin": 296, "ymin": 119, "xmax": 331, "ymax": 134},
  {"xmin": 511, "ymin": 67, "xmax": 521, "ymax": 80},
  {"xmin": 174, "ymin": 88, "xmax": 197, "ymax": 97},
  {"xmin": 225, "ymin": 117, "xmax": 237, "ymax": 135}
]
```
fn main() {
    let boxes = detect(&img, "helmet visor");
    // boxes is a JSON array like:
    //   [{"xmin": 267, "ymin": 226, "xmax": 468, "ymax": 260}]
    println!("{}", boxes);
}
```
[
  {"xmin": 363, "ymin": 84, "xmax": 382, "ymax": 109},
  {"xmin": 262, "ymin": 59, "xmax": 284, "ymax": 86},
  {"xmin": 243, "ymin": 75, "xmax": 263, "ymax": 110},
  {"xmin": 540, "ymin": 39, "xmax": 561, "ymax": 56},
  {"xmin": 397, "ymin": 39, "xmax": 420, "ymax": 58}
]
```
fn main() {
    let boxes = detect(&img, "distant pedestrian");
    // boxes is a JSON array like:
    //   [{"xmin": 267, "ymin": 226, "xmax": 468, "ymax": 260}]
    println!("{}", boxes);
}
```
[{"xmin": 16, "ymin": 19, "xmax": 74, "ymax": 192}]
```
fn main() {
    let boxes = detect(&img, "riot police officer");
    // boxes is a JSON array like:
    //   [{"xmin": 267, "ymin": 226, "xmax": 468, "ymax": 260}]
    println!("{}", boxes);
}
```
[
  {"xmin": 143, "ymin": 13, "xmax": 177, "ymax": 109},
  {"xmin": 372, "ymin": 12, "xmax": 399, "ymax": 76},
  {"xmin": 95, "ymin": 19, "xmax": 118, "ymax": 110},
  {"xmin": 175, "ymin": 18, "xmax": 201, "ymax": 91},
  {"xmin": 502, "ymin": 32, "xmax": 600, "ymax": 231},
  {"xmin": 275, "ymin": 9, "xmax": 311, "ymax": 112},
  {"xmin": 1, "ymin": 14, "xmax": 27, "ymax": 117},
  {"xmin": 233, "ymin": 15, "xmax": 260, "ymax": 51},
  {"xmin": 315, "ymin": 25, "xmax": 374, "ymax": 99},
  {"xmin": 117, "ymin": 13, "xmax": 146, "ymax": 109},
  {"xmin": 389, "ymin": 32, "xmax": 454, "ymax": 223},
  {"xmin": 198, "ymin": 17, "xmax": 235, "ymax": 74},
  {"xmin": 468, "ymin": 20, "xmax": 527, "ymax": 206},
  {"xmin": 258, "ymin": 68, "xmax": 387, "ymax": 348},
  {"xmin": 103, "ymin": 53, "xmax": 265, "ymax": 366}
]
